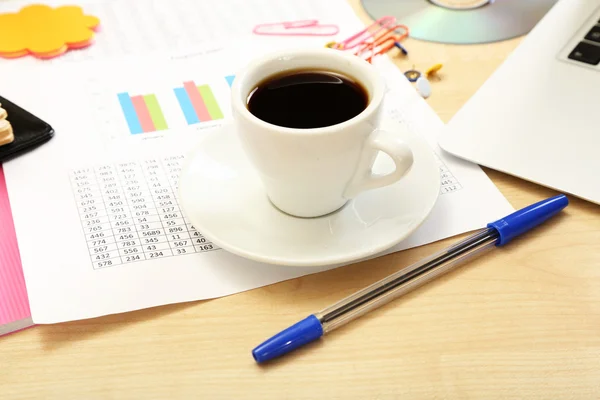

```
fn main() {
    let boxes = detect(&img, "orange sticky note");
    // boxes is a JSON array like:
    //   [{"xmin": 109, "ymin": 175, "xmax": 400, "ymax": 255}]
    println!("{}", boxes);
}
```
[{"xmin": 0, "ymin": 4, "xmax": 100, "ymax": 59}]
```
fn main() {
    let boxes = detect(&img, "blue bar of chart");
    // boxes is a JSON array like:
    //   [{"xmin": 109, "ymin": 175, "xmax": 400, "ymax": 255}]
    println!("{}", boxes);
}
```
[
  {"xmin": 117, "ymin": 93, "xmax": 143, "ymax": 134},
  {"xmin": 173, "ymin": 81, "xmax": 224, "ymax": 125},
  {"xmin": 174, "ymin": 87, "xmax": 200, "ymax": 125},
  {"xmin": 117, "ymin": 92, "xmax": 168, "ymax": 135}
]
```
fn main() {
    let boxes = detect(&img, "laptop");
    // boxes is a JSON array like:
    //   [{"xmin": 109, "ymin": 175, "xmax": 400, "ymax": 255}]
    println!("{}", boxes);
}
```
[{"xmin": 438, "ymin": 0, "xmax": 600, "ymax": 205}]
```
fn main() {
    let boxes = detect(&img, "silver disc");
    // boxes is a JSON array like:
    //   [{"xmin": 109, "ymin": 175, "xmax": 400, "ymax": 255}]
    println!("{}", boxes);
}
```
[{"xmin": 360, "ymin": 0, "xmax": 559, "ymax": 44}]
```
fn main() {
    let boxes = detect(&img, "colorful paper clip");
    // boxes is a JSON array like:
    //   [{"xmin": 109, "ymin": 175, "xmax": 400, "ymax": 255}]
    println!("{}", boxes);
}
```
[
  {"xmin": 253, "ymin": 20, "xmax": 339, "ymax": 36},
  {"xmin": 361, "ymin": 24, "xmax": 409, "ymax": 63},
  {"xmin": 327, "ymin": 16, "xmax": 409, "ymax": 63},
  {"xmin": 330, "ymin": 16, "xmax": 396, "ymax": 50}
]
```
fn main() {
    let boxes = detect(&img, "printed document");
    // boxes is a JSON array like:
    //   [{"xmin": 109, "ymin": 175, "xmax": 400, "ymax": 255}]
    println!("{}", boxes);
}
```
[{"xmin": 0, "ymin": 0, "xmax": 513, "ymax": 323}]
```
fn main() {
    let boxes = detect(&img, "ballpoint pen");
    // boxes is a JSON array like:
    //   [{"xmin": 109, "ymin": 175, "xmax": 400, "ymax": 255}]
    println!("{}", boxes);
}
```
[{"xmin": 252, "ymin": 194, "xmax": 569, "ymax": 363}]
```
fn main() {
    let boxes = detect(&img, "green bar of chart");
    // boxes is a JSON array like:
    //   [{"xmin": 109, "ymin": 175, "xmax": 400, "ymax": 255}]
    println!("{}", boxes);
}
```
[
  {"xmin": 143, "ymin": 94, "xmax": 168, "ymax": 131},
  {"xmin": 197, "ymin": 85, "xmax": 224, "ymax": 120}
]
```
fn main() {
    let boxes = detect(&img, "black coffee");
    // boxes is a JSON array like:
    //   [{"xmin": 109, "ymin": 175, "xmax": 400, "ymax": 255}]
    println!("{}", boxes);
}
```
[{"xmin": 247, "ymin": 70, "xmax": 368, "ymax": 129}]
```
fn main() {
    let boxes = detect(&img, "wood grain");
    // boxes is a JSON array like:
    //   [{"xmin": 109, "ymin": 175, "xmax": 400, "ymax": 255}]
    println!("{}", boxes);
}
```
[{"xmin": 2, "ymin": 2, "xmax": 600, "ymax": 398}]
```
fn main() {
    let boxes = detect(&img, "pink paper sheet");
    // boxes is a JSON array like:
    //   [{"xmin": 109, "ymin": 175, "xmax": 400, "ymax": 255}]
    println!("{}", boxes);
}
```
[{"xmin": 0, "ymin": 165, "xmax": 31, "ymax": 327}]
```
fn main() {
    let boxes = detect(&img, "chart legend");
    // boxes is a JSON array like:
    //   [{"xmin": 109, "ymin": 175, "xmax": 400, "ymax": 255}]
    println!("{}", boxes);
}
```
[
  {"xmin": 117, "ymin": 93, "xmax": 168, "ymax": 134},
  {"xmin": 174, "ymin": 81, "xmax": 224, "ymax": 125}
]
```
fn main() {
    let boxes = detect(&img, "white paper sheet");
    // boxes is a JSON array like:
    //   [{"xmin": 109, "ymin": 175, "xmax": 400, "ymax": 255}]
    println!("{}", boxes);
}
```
[
  {"xmin": 0, "ymin": 0, "xmax": 513, "ymax": 323},
  {"xmin": 0, "ymin": 0, "xmax": 354, "ymax": 66}
]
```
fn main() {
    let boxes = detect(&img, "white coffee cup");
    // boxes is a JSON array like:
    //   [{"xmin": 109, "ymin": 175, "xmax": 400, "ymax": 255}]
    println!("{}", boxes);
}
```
[{"xmin": 231, "ymin": 48, "xmax": 414, "ymax": 218}]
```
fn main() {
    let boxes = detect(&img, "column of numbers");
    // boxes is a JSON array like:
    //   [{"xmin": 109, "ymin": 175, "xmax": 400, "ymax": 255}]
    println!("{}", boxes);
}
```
[
  {"xmin": 115, "ymin": 162, "xmax": 150, "ymax": 263},
  {"xmin": 151, "ymin": 157, "xmax": 195, "ymax": 257},
  {"xmin": 387, "ymin": 106, "xmax": 463, "ymax": 195},
  {"xmin": 435, "ymin": 154, "xmax": 462, "ymax": 194},
  {"xmin": 70, "ymin": 167, "xmax": 122, "ymax": 269},
  {"xmin": 140, "ymin": 159, "xmax": 175, "ymax": 259},
  {"xmin": 161, "ymin": 156, "xmax": 217, "ymax": 253},
  {"xmin": 96, "ymin": 165, "xmax": 128, "ymax": 267}
]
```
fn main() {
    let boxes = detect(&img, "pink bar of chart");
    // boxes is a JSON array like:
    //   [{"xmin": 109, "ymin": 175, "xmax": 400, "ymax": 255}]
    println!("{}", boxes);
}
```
[
  {"xmin": 183, "ymin": 81, "xmax": 211, "ymax": 121},
  {"xmin": 130, "ymin": 95, "xmax": 156, "ymax": 132}
]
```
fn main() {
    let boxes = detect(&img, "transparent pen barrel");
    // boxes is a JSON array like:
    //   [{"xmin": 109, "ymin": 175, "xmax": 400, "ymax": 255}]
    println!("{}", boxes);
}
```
[{"xmin": 315, "ymin": 228, "xmax": 499, "ymax": 333}]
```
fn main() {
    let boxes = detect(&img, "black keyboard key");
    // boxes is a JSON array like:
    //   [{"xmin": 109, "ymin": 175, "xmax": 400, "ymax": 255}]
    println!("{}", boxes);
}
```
[
  {"xmin": 585, "ymin": 25, "xmax": 600, "ymax": 43},
  {"xmin": 568, "ymin": 41, "xmax": 600, "ymax": 65}
]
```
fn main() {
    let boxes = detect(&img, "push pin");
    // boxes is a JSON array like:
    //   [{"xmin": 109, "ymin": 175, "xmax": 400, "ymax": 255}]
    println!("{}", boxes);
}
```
[
  {"xmin": 0, "ymin": 103, "xmax": 14, "ymax": 146},
  {"xmin": 325, "ymin": 41, "xmax": 342, "ymax": 49},
  {"xmin": 404, "ymin": 67, "xmax": 421, "ymax": 82},
  {"xmin": 416, "ymin": 77, "xmax": 432, "ymax": 99},
  {"xmin": 425, "ymin": 63, "xmax": 443, "ymax": 80},
  {"xmin": 394, "ymin": 41, "xmax": 408, "ymax": 55}
]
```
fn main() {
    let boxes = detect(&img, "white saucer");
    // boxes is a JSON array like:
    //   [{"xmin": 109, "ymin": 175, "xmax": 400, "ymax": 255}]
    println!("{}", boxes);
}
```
[{"xmin": 178, "ymin": 118, "xmax": 440, "ymax": 267}]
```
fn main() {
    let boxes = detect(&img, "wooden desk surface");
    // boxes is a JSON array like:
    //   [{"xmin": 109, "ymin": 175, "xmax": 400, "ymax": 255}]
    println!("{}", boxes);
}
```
[{"xmin": 3, "ymin": 2, "xmax": 600, "ymax": 399}]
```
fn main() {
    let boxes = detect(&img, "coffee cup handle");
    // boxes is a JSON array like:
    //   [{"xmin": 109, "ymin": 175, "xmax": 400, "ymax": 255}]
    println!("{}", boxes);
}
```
[{"xmin": 343, "ymin": 129, "xmax": 414, "ymax": 198}]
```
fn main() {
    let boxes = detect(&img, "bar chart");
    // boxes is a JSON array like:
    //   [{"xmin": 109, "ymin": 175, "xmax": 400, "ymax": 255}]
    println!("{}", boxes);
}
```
[
  {"xmin": 111, "ymin": 74, "xmax": 235, "ymax": 138},
  {"xmin": 117, "ymin": 93, "xmax": 168, "ymax": 135},
  {"xmin": 173, "ymin": 81, "xmax": 225, "ymax": 125}
]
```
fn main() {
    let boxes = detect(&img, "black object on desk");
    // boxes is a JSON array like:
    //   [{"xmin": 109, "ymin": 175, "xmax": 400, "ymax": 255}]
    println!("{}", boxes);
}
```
[{"xmin": 0, "ymin": 95, "xmax": 54, "ymax": 163}]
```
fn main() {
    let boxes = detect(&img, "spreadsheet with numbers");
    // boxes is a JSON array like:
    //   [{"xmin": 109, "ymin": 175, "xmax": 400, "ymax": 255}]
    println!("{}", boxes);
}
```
[
  {"xmin": 69, "ymin": 156, "xmax": 219, "ymax": 270},
  {"xmin": 69, "ymin": 149, "xmax": 462, "ymax": 271}
]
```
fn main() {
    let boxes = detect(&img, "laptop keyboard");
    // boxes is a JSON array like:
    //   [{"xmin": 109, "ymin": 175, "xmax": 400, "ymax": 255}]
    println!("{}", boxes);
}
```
[{"xmin": 568, "ymin": 20, "xmax": 600, "ymax": 65}]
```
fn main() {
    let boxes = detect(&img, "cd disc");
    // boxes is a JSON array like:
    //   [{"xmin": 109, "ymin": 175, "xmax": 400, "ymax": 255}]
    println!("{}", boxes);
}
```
[{"xmin": 360, "ymin": 0, "xmax": 559, "ymax": 44}]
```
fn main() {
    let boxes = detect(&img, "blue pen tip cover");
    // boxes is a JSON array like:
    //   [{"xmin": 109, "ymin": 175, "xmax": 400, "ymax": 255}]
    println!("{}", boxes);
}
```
[
  {"xmin": 487, "ymin": 194, "xmax": 568, "ymax": 246},
  {"xmin": 252, "ymin": 314, "xmax": 323, "ymax": 363}
]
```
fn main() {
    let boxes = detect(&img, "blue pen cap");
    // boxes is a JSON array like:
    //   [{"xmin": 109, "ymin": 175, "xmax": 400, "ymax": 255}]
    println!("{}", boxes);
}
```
[
  {"xmin": 252, "ymin": 314, "xmax": 323, "ymax": 363},
  {"xmin": 487, "ymin": 194, "xmax": 568, "ymax": 246}
]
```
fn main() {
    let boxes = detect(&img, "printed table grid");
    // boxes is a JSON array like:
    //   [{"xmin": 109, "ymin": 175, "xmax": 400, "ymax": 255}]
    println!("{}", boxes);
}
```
[
  {"xmin": 69, "ymin": 156, "xmax": 219, "ymax": 270},
  {"xmin": 434, "ymin": 153, "xmax": 463, "ymax": 194},
  {"xmin": 386, "ymin": 107, "xmax": 462, "ymax": 195},
  {"xmin": 69, "ymin": 150, "xmax": 460, "ymax": 270}
]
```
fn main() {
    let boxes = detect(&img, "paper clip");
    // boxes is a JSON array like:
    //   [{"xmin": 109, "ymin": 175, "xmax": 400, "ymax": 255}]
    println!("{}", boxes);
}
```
[
  {"xmin": 328, "ymin": 16, "xmax": 409, "ymax": 63},
  {"xmin": 360, "ymin": 24, "xmax": 408, "ymax": 59},
  {"xmin": 331, "ymin": 16, "xmax": 396, "ymax": 50},
  {"xmin": 334, "ymin": 17, "xmax": 408, "ymax": 53},
  {"xmin": 253, "ymin": 20, "xmax": 339, "ymax": 36}
]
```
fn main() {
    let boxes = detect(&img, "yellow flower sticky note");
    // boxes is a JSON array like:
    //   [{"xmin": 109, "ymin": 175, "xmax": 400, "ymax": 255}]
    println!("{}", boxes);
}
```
[{"xmin": 0, "ymin": 4, "xmax": 100, "ymax": 59}]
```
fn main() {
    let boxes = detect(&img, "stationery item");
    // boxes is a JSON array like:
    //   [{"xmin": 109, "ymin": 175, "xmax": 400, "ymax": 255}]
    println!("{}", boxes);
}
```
[
  {"xmin": 0, "ymin": 0, "xmax": 514, "ymax": 324},
  {"xmin": 231, "ymin": 48, "xmax": 414, "ymax": 218},
  {"xmin": 404, "ymin": 69, "xmax": 421, "ymax": 82},
  {"xmin": 252, "ymin": 194, "xmax": 569, "ymax": 363},
  {"xmin": 0, "ymin": 4, "xmax": 100, "ymax": 59},
  {"xmin": 252, "ymin": 20, "xmax": 339, "ymax": 36},
  {"xmin": 425, "ymin": 63, "xmax": 443, "ymax": 79},
  {"xmin": 416, "ymin": 76, "xmax": 432, "ymax": 98},
  {"xmin": 0, "ymin": 0, "xmax": 349, "ymax": 67},
  {"xmin": 363, "ymin": 36, "xmax": 398, "ymax": 63},
  {"xmin": 357, "ymin": 23, "xmax": 409, "ymax": 60},
  {"xmin": 331, "ymin": 16, "xmax": 402, "ymax": 51},
  {"xmin": 393, "ymin": 41, "xmax": 408, "ymax": 55},
  {"xmin": 0, "ymin": 96, "xmax": 54, "ymax": 162},
  {"xmin": 0, "ymin": 166, "xmax": 33, "ymax": 336},
  {"xmin": 329, "ymin": 16, "xmax": 409, "ymax": 63},
  {"xmin": 178, "ymin": 118, "xmax": 439, "ymax": 266}
]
